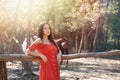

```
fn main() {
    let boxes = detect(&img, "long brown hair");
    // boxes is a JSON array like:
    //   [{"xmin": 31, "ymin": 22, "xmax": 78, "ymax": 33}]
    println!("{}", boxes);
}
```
[{"xmin": 38, "ymin": 23, "xmax": 57, "ymax": 47}]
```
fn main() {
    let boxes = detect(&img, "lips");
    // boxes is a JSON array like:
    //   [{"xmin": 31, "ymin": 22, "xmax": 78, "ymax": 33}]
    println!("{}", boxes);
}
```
[{"xmin": 47, "ymin": 31, "xmax": 50, "ymax": 35}]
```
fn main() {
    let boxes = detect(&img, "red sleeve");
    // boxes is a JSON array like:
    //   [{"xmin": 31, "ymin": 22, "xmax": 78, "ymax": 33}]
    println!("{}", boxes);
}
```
[{"xmin": 28, "ymin": 43, "xmax": 37, "ymax": 51}]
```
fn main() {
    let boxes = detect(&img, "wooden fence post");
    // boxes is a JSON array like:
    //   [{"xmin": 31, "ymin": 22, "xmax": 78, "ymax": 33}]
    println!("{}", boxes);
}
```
[{"xmin": 0, "ymin": 61, "xmax": 7, "ymax": 80}]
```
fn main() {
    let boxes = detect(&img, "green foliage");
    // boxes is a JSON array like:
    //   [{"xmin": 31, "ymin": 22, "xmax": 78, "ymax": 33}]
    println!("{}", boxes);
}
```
[{"xmin": 106, "ymin": 0, "xmax": 120, "ymax": 50}]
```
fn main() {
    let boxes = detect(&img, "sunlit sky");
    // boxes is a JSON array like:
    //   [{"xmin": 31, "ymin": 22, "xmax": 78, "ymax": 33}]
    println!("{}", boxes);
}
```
[
  {"xmin": 0, "ymin": 0, "xmax": 54, "ymax": 28},
  {"xmin": 0, "ymin": 0, "xmax": 52, "ymax": 15}
]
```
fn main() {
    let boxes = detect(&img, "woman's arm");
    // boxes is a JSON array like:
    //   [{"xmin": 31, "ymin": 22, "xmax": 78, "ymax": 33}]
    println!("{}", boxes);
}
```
[
  {"xmin": 25, "ymin": 38, "xmax": 48, "ymax": 62},
  {"xmin": 25, "ymin": 49, "xmax": 48, "ymax": 62}
]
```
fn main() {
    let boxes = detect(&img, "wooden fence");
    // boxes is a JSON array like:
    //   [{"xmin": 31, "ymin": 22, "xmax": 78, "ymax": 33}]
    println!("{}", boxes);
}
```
[{"xmin": 0, "ymin": 50, "xmax": 120, "ymax": 80}]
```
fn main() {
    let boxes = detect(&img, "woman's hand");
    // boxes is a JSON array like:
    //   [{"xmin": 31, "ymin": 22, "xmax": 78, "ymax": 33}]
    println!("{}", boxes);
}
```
[{"xmin": 39, "ymin": 54, "xmax": 48, "ymax": 62}]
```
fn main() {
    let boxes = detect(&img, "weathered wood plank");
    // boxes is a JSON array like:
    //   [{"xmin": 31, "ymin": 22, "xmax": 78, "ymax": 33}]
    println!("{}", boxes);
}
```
[
  {"xmin": 0, "ymin": 50, "xmax": 120, "ymax": 61},
  {"xmin": 0, "ymin": 61, "xmax": 7, "ymax": 80},
  {"xmin": 0, "ymin": 54, "xmax": 40, "ymax": 61},
  {"xmin": 62, "ymin": 50, "xmax": 120, "ymax": 60}
]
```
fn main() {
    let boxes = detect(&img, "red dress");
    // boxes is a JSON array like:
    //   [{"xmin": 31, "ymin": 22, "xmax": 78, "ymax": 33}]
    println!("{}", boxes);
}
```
[{"xmin": 28, "ymin": 42, "xmax": 60, "ymax": 80}]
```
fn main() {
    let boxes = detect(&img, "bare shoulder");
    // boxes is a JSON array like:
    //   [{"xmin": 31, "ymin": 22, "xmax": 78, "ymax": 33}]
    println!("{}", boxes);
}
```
[{"xmin": 32, "ymin": 38, "xmax": 42, "ymax": 45}]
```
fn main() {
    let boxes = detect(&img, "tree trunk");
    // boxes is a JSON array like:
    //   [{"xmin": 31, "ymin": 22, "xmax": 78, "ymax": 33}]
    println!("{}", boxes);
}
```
[
  {"xmin": 22, "ymin": 0, "xmax": 34, "ymax": 77},
  {"xmin": 75, "ymin": 31, "xmax": 78, "ymax": 52},
  {"xmin": 78, "ymin": 28, "xmax": 84, "ymax": 53},
  {"xmin": 83, "ymin": 28, "xmax": 87, "ymax": 52},
  {"xmin": 22, "ymin": 33, "xmax": 34, "ymax": 77},
  {"xmin": 117, "ymin": 38, "xmax": 119, "ymax": 49},
  {"xmin": 93, "ymin": 27, "xmax": 98, "ymax": 52},
  {"xmin": 0, "ymin": 30, "xmax": 7, "ymax": 80},
  {"xmin": 113, "ymin": 38, "xmax": 117, "ymax": 49}
]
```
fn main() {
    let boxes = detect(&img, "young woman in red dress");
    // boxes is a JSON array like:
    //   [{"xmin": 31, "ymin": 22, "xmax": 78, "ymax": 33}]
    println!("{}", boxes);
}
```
[{"xmin": 25, "ymin": 23, "xmax": 61, "ymax": 80}]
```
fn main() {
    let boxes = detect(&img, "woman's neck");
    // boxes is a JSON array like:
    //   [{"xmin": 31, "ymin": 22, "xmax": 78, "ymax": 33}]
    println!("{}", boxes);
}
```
[
  {"xmin": 43, "ymin": 36, "xmax": 49, "ymax": 40},
  {"xmin": 43, "ymin": 36, "xmax": 50, "ymax": 44}
]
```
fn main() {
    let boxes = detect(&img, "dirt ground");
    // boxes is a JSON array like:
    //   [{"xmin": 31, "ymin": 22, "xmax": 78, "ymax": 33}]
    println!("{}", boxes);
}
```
[{"xmin": 7, "ymin": 57, "xmax": 120, "ymax": 80}]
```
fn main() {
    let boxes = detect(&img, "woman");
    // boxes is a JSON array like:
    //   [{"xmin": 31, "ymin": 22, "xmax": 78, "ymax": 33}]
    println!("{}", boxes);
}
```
[{"xmin": 25, "ymin": 23, "xmax": 61, "ymax": 80}]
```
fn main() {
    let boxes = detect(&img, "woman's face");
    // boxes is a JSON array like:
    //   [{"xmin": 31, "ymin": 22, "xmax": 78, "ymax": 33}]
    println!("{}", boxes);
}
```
[{"xmin": 43, "ymin": 24, "xmax": 51, "ymax": 37}]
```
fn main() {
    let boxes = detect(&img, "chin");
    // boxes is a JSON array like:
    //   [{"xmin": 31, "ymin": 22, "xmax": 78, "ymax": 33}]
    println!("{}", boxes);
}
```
[
  {"xmin": 47, "ymin": 33, "xmax": 50, "ymax": 36},
  {"xmin": 47, "ymin": 34, "xmax": 50, "ymax": 36}
]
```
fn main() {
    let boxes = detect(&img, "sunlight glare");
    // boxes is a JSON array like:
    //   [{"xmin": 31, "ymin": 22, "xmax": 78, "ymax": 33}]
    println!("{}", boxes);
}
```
[
  {"xmin": 3, "ymin": 0, "xmax": 51, "ymax": 15},
  {"xmin": 0, "ymin": 0, "xmax": 52, "ymax": 28}
]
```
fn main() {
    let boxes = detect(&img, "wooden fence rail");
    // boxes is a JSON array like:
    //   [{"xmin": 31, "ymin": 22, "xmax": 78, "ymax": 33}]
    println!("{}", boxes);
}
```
[
  {"xmin": 0, "ymin": 50, "xmax": 120, "ymax": 61},
  {"xmin": 0, "ymin": 50, "xmax": 120, "ymax": 80}
]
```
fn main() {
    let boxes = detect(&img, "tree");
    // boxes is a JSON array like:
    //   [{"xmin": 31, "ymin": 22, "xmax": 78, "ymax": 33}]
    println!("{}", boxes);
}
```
[
  {"xmin": 106, "ymin": 0, "xmax": 120, "ymax": 50},
  {"xmin": 65, "ymin": 0, "xmax": 106, "ymax": 52}
]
